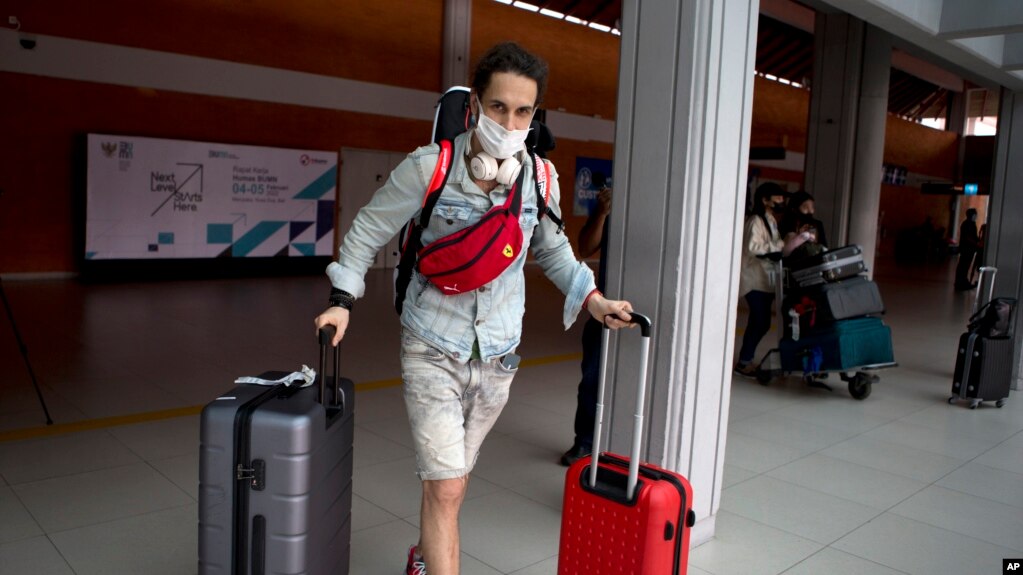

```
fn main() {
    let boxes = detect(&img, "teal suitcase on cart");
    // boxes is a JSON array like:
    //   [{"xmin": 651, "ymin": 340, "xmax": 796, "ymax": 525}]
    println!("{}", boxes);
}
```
[{"xmin": 779, "ymin": 317, "xmax": 894, "ymax": 372}]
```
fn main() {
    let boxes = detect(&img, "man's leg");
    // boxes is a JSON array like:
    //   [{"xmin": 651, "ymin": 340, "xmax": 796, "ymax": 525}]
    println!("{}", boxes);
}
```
[
  {"xmin": 419, "ymin": 476, "xmax": 469, "ymax": 575},
  {"xmin": 400, "ymin": 330, "xmax": 473, "ymax": 575},
  {"xmin": 401, "ymin": 331, "xmax": 516, "ymax": 574},
  {"xmin": 955, "ymin": 249, "xmax": 976, "ymax": 289},
  {"xmin": 563, "ymin": 318, "xmax": 602, "ymax": 464}
]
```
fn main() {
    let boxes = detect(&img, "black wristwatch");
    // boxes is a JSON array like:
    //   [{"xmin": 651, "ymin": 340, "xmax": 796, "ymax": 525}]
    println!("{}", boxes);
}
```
[{"xmin": 328, "ymin": 288, "xmax": 355, "ymax": 311}]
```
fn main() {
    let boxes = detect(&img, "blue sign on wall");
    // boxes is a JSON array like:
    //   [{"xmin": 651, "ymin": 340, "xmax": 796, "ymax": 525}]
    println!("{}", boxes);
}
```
[{"xmin": 573, "ymin": 157, "xmax": 613, "ymax": 217}]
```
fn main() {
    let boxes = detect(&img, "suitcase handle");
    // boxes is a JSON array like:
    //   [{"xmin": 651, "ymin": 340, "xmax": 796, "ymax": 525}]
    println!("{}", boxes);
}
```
[
  {"xmin": 317, "ymin": 326, "xmax": 343, "ymax": 409},
  {"xmin": 589, "ymin": 312, "xmax": 653, "ymax": 500}
]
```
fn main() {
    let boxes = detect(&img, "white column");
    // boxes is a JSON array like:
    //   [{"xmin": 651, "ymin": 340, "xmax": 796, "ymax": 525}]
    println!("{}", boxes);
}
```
[
  {"xmin": 604, "ymin": 0, "xmax": 760, "ymax": 544},
  {"xmin": 441, "ymin": 0, "xmax": 471, "ymax": 88},
  {"xmin": 804, "ymin": 12, "xmax": 863, "ymax": 247},
  {"xmin": 804, "ymin": 13, "xmax": 890, "ymax": 276},
  {"xmin": 846, "ymin": 25, "xmax": 891, "ymax": 275},
  {"xmin": 986, "ymin": 88, "xmax": 1023, "ymax": 390}
]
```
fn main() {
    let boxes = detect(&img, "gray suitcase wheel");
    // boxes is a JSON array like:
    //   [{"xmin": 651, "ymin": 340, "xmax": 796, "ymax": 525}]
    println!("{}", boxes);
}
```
[{"xmin": 948, "ymin": 396, "xmax": 957, "ymax": 405}]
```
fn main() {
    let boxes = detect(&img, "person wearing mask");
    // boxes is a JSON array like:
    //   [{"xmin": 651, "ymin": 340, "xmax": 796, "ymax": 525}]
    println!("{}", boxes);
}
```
[
  {"xmin": 560, "ymin": 173, "xmax": 611, "ymax": 467},
  {"xmin": 783, "ymin": 212, "xmax": 824, "ymax": 262},
  {"xmin": 781, "ymin": 190, "xmax": 827, "ymax": 248},
  {"xmin": 955, "ymin": 208, "xmax": 979, "ymax": 291},
  {"xmin": 735, "ymin": 182, "xmax": 788, "ymax": 378},
  {"xmin": 313, "ymin": 42, "xmax": 634, "ymax": 575}
]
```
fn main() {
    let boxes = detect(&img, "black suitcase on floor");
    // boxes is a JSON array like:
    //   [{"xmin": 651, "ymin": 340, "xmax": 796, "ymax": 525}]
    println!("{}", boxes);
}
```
[
  {"xmin": 790, "ymin": 245, "xmax": 866, "ymax": 287},
  {"xmin": 199, "ymin": 327, "xmax": 354, "ymax": 575},
  {"xmin": 950, "ymin": 333, "xmax": 1013, "ymax": 409}
]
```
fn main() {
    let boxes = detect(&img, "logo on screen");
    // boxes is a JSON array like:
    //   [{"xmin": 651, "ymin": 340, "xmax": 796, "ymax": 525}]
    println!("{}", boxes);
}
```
[{"xmin": 300, "ymin": 154, "xmax": 327, "ymax": 166}]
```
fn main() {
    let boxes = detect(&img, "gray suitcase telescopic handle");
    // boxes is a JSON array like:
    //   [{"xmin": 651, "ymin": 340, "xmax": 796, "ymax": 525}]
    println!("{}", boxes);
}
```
[
  {"xmin": 317, "ymin": 326, "xmax": 344, "ymax": 409},
  {"xmin": 589, "ymin": 312, "xmax": 653, "ymax": 500}
]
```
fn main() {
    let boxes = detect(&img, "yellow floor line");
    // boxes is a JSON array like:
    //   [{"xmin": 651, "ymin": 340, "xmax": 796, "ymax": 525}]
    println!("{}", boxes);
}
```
[
  {"xmin": 0, "ymin": 351, "xmax": 584, "ymax": 443},
  {"xmin": 0, "ymin": 406, "xmax": 205, "ymax": 442}
]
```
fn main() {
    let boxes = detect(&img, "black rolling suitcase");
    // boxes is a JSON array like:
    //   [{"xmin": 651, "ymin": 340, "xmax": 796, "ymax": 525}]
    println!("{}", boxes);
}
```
[
  {"xmin": 199, "ymin": 327, "xmax": 354, "ymax": 575},
  {"xmin": 950, "ymin": 333, "xmax": 1012, "ymax": 409},
  {"xmin": 790, "ymin": 245, "xmax": 866, "ymax": 287},
  {"xmin": 949, "ymin": 297, "xmax": 1016, "ymax": 409}
]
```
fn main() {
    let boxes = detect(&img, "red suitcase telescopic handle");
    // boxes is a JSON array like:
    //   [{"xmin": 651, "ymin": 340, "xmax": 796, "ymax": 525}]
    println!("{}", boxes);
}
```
[
  {"xmin": 589, "ymin": 312, "xmax": 652, "ymax": 500},
  {"xmin": 317, "ymin": 326, "xmax": 344, "ymax": 409}
]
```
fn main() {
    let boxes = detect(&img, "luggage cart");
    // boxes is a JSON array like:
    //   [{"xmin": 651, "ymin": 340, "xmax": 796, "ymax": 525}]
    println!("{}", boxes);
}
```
[{"xmin": 753, "ymin": 252, "xmax": 896, "ymax": 400}]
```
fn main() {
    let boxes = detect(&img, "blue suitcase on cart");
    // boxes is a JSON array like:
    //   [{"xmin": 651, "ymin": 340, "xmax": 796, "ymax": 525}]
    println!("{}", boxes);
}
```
[{"xmin": 779, "ymin": 316, "xmax": 894, "ymax": 372}]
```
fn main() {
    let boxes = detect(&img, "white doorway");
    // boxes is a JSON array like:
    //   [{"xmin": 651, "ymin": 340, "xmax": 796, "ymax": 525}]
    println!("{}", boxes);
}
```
[{"xmin": 338, "ymin": 148, "xmax": 408, "ymax": 269}]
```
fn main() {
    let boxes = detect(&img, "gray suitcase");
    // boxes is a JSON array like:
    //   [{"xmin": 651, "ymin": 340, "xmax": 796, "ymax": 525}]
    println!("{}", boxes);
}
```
[
  {"xmin": 791, "ymin": 245, "xmax": 866, "ymax": 287},
  {"xmin": 199, "ymin": 328, "xmax": 354, "ymax": 575}
]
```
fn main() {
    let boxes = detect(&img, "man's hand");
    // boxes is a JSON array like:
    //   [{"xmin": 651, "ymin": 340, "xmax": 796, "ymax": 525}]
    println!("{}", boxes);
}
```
[
  {"xmin": 314, "ymin": 307, "xmax": 350, "ymax": 347},
  {"xmin": 595, "ymin": 187, "xmax": 612, "ymax": 217},
  {"xmin": 586, "ymin": 292, "xmax": 634, "ymax": 330},
  {"xmin": 579, "ymin": 187, "xmax": 613, "ymax": 258}
]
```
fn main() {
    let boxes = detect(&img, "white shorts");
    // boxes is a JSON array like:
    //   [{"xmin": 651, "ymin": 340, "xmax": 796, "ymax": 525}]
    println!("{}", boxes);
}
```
[{"xmin": 399, "ymin": 329, "xmax": 517, "ymax": 480}]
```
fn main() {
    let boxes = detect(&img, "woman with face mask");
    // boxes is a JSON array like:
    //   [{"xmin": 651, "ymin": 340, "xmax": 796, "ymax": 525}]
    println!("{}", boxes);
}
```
[
  {"xmin": 314, "ymin": 42, "xmax": 634, "ymax": 575},
  {"xmin": 780, "ymin": 190, "xmax": 828, "ymax": 249},
  {"xmin": 735, "ymin": 182, "xmax": 788, "ymax": 379}
]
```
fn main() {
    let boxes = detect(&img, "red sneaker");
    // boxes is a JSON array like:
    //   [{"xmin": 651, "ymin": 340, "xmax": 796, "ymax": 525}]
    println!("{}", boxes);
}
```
[{"xmin": 405, "ymin": 545, "xmax": 426, "ymax": 575}]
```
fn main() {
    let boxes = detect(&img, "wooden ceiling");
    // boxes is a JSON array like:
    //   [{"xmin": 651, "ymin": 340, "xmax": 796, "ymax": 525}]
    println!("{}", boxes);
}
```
[{"xmin": 521, "ymin": 0, "xmax": 989, "ymax": 122}]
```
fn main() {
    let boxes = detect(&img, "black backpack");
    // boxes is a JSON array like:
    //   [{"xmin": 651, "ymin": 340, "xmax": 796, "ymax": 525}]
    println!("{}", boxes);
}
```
[
  {"xmin": 393, "ymin": 86, "xmax": 562, "ymax": 314},
  {"xmin": 968, "ymin": 297, "xmax": 1017, "ymax": 339}
]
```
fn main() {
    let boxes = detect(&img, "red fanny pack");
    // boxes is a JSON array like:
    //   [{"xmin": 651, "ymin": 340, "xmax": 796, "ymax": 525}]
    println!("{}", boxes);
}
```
[
  {"xmin": 394, "ymin": 141, "xmax": 557, "ymax": 312},
  {"xmin": 417, "ymin": 194, "xmax": 522, "ymax": 294},
  {"xmin": 417, "ymin": 156, "xmax": 531, "ymax": 294}
]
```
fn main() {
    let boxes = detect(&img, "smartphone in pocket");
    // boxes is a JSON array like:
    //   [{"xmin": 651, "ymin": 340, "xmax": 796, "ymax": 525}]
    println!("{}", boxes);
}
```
[{"xmin": 500, "ymin": 353, "xmax": 521, "ymax": 370}]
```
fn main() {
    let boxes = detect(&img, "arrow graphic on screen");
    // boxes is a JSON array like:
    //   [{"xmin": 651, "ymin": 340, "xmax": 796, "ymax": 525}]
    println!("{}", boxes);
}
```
[{"xmin": 151, "ymin": 163, "xmax": 204, "ymax": 217}]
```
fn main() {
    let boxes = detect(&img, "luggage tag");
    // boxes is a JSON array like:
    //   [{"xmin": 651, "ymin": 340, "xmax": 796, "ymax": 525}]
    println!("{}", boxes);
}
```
[{"xmin": 234, "ymin": 365, "xmax": 316, "ymax": 387}]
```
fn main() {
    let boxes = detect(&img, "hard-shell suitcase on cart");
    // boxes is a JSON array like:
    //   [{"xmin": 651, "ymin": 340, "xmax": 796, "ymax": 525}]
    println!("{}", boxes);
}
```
[
  {"xmin": 950, "ymin": 333, "xmax": 1013, "ymax": 409},
  {"xmin": 790, "ymin": 245, "xmax": 866, "ymax": 287},
  {"xmin": 199, "ymin": 327, "xmax": 354, "ymax": 575},
  {"xmin": 779, "ymin": 316, "xmax": 894, "ymax": 372},
  {"xmin": 559, "ymin": 314, "xmax": 696, "ymax": 575}
]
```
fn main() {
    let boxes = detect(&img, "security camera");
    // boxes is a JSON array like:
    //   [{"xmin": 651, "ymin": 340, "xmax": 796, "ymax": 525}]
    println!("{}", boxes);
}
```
[{"xmin": 19, "ymin": 36, "xmax": 35, "ymax": 50}]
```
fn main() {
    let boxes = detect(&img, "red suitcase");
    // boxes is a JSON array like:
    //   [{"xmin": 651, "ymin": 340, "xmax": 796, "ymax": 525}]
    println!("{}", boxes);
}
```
[{"xmin": 558, "ymin": 313, "xmax": 696, "ymax": 574}]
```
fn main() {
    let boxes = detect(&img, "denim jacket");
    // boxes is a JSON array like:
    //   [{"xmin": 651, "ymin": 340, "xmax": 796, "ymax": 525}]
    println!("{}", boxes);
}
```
[{"xmin": 327, "ymin": 131, "xmax": 595, "ymax": 361}]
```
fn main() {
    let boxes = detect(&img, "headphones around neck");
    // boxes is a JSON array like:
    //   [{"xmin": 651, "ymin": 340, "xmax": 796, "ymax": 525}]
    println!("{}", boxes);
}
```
[{"xmin": 469, "ymin": 149, "xmax": 521, "ymax": 186}]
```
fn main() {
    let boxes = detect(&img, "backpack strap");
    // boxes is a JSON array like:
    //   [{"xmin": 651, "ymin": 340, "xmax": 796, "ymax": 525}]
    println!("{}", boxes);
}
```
[
  {"xmin": 395, "ymin": 140, "xmax": 454, "ymax": 314},
  {"xmin": 419, "ymin": 139, "xmax": 454, "ymax": 228},
  {"xmin": 530, "ymin": 152, "xmax": 564, "ymax": 233}
]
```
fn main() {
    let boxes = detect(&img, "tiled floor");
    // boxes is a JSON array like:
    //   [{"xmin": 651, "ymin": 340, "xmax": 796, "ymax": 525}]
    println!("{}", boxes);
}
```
[{"xmin": 0, "ymin": 259, "xmax": 1020, "ymax": 574}]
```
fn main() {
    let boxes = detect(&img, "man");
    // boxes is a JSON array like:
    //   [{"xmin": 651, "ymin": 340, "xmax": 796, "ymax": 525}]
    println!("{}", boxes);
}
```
[
  {"xmin": 955, "ymin": 208, "xmax": 979, "ymax": 291},
  {"xmin": 314, "ymin": 43, "xmax": 634, "ymax": 575},
  {"xmin": 561, "ymin": 173, "xmax": 611, "ymax": 466}
]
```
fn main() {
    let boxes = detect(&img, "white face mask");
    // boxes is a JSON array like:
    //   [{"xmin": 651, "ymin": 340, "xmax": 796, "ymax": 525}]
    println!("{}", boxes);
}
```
[{"xmin": 474, "ymin": 97, "xmax": 532, "ymax": 160}]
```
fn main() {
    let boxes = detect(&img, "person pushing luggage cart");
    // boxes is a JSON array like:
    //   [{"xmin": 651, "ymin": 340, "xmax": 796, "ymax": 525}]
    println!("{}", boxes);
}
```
[{"xmin": 754, "ymin": 244, "xmax": 897, "ymax": 399}]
